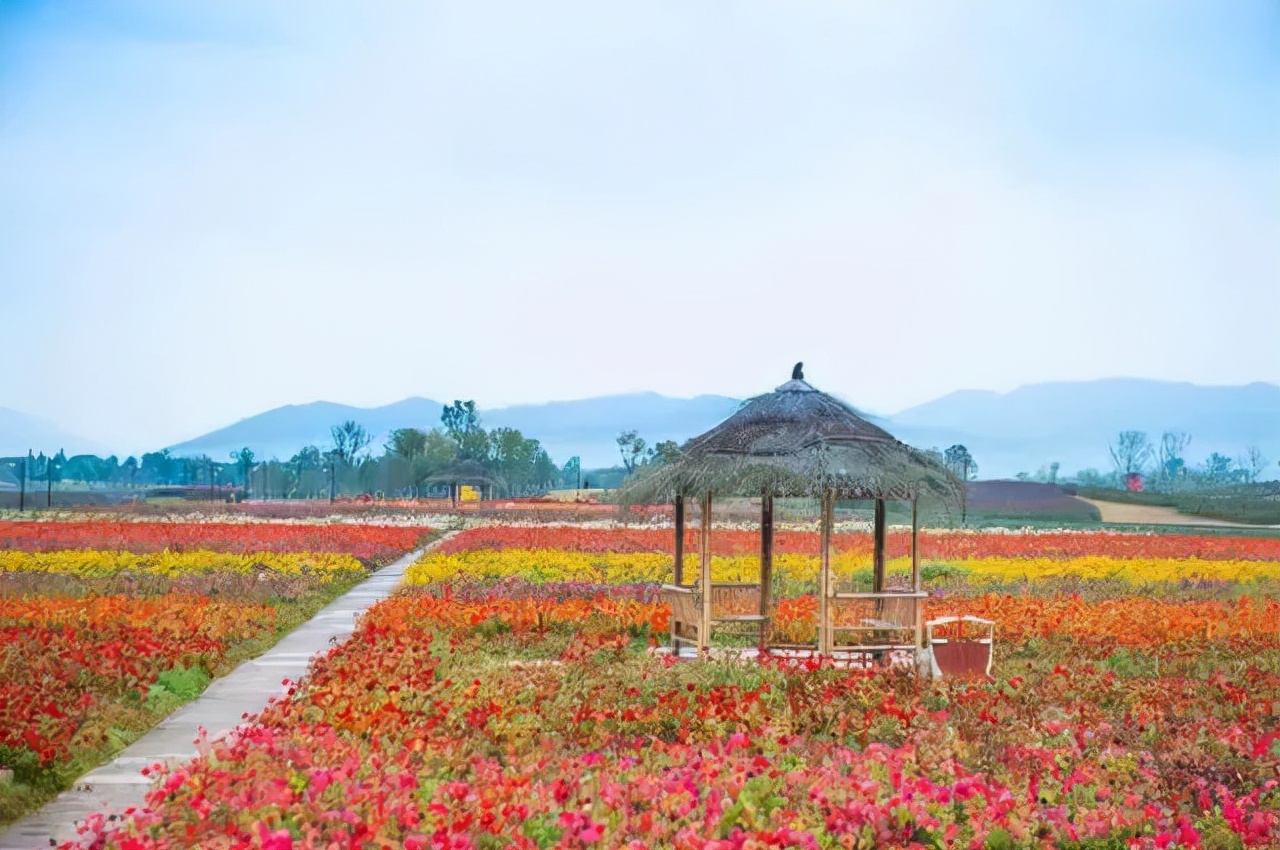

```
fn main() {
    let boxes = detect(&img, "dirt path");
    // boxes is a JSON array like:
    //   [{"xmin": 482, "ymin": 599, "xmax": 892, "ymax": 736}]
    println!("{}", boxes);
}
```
[{"xmin": 1075, "ymin": 497, "xmax": 1280, "ymax": 529}]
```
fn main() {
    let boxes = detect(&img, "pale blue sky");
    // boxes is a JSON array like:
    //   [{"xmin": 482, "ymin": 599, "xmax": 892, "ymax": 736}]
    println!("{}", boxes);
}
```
[{"xmin": 2, "ymin": 0, "xmax": 1277, "ymax": 452}]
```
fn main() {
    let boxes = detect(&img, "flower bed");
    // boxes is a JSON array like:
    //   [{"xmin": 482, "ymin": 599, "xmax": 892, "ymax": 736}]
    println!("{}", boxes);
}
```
[
  {"xmin": 66, "ymin": 574, "xmax": 1280, "ymax": 849},
  {"xmin": 0, "ymin": 521, "xmax": 428, "ymax": 564},
  {"xmin": 0, "ymin": 550, "xmax": 366, "ymax": 580},
  {"xmin": 407, "ymin": 548, "xmax": 1278, "ymax": 586},
  {"xmin": 0, "ymin": 595, "xmax": 276, "ymax": 767},
  {"xmin": 434, "ymin": 525, "xmax": 1280, "ymax": 560},
  {"xmin": 0, "ymin": 523, "xmax": 431, "ymax": 828}
]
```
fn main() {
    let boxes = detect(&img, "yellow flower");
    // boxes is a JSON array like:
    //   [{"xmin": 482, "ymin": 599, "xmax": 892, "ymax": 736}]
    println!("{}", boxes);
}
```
[
  {"xmin": 0, "ymin": 550, "xmax": 365, "ymax": 580},
  {"xmin": 405, "ymin": 549, "xmax": 1276, "ymax": 586}
]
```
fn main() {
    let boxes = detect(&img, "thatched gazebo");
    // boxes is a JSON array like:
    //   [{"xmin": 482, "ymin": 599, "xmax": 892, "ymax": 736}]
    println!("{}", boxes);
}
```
[
  {"xmin": 423, "ymin": 460, "xmax": 504, "ymax": 506},
  {"xmin": 622, "ymin": 364, "xmax": 960, "ymax": 658}
]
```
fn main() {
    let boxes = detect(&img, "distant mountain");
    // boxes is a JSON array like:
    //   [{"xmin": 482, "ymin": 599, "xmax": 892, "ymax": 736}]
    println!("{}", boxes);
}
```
[
  {"xmin": 484, "ymin": 393, "xmax": 742, "ymax": 469},
  {"xmin": 166, "ymin": 398, "xmax": 445, "ymax": 461},
  {"xmin": 26, "ymin": 378, "xmax": 1274, "ymax": 481},
  {"xmin": 0, "ymin": 406, "xmax": 111, "ymax": 458},
  {"xmin": 165, "ymin": 393, "xmax": 741, "ymax": 467},
  {"xmin": 883, "ymin": 379, "xmax": 1280, "ymax": 479}
]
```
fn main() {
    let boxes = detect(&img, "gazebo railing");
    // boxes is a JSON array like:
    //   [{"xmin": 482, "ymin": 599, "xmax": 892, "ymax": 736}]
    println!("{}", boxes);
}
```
[
  {"xmin": 826, "ymin": 590, "xmax": 927, "ymax": 652},
  {"xmin": 661, "ymin": 582, "xmax": 767, "ymax": 651}
]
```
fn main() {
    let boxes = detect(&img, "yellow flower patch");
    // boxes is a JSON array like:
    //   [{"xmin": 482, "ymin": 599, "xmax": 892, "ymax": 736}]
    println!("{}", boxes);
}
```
[
  {"xmin": 0, "ymin": 549, "xmax": 366, "ymax": 580},
  {"xmin": 405, "ymin": 548, "xmax": 1276, "ymax": 585}
]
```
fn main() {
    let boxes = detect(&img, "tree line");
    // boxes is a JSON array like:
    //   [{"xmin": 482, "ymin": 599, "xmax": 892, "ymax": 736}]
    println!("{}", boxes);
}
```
[
  {"xmin": 1089, "ymin": 431, "xmax": 1271, "ymax": 490},
  {"xmin": 0, "ymin": 401, "xmax": 579, "ymax": 500}
]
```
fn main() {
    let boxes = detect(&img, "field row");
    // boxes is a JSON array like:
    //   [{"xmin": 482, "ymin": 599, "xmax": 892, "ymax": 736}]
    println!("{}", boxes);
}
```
[
  {"xmin": 408, "ymin": 548, "xmax": 1280, "ymax": 585},
  {"xmin": 0, "ymin": 525, "xmax": 433, "ymax": 829},
  {"xmin": 64, "ymin": 580, "xmax": 1280, "ymax": 849},
  {"xmin": 0, "ymin": 521, "xmax": 429, "ymax": 562},
  {"xmin": 435, "ymin": 525, "xmax": 1280, "ymax": 560}
]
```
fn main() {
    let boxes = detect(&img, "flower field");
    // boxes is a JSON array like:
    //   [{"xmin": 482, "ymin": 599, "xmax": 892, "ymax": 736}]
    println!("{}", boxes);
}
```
[
  {"xmin": 0, "ymin": 519, "xmax": 431, "ymax": 828},
  {"xmin": 431, "ymin": 526, "xmax": 1280, "ymax": 560},
  {"xmin": 0, "ymin": 521, "xmax": 427, "ymax": 563},
  {"xmin": 409, "ymin": 527, "xmax": 1280, "ymax": 587},
  {"xmin": 0, "ymin": 550, "xmax": 365, "ymax": 580},
  {"xmin": 62, "ymin": 522, "xmax": 1280, "ymax": 849}
]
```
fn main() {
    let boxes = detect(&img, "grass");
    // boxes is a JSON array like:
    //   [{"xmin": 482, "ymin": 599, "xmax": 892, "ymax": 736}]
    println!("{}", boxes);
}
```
[{"xmin": 1079, "ymin": 486, "xmax": 1280, "ymax": 527}]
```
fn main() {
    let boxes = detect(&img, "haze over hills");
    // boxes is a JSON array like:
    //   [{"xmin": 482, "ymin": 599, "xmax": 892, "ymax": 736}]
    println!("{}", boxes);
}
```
[
  {"xmin": 4, "ymin": 380, "xmax": 1278, "ymax": 480},
  {"xmin": 162, "ymin": 393, "xmax": 744, "ymax": 469},
  {"xmin": 883, "ymin": 379, "xmax": 1280, "ymax": 479},
  {"xmin": 0, "ymin": 407, "xmax": 111, "ymax": 459}
]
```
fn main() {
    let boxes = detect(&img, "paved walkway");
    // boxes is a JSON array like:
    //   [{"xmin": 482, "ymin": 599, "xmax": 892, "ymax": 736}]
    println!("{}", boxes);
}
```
[{"xmin": 1, "ymin": 537, "xmax": 449, "ymax": 850}]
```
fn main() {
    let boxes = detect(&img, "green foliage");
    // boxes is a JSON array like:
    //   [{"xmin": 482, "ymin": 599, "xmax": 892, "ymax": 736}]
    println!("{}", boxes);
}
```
[
  {"xmin": 330, "ymin": 421, "xmax": 371, "ymax": 466},
  {"xmin": 616, "ymin": 430, "xmax": 651, "ymax": 475},
  {"xmin": 145, "ymin": 664, "xmax": 212, "ymax": 712}
]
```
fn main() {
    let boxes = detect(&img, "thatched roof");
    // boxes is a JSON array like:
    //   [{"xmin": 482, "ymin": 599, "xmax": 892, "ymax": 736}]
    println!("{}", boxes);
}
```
[
  {"xmin": 421, "ymin": 459, "xmax": 505, "ymax": 487},
  {"xmin": 622, "ymin": 367, "xmax": 961, "ymax": 503}
]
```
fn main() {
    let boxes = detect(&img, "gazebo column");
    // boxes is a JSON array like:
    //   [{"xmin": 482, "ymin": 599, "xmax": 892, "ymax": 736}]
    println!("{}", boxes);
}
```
[
  {"xmin": 912, "ymin": 496, "xmax": 923, "ymax": 650},
  {"xmin": 673, "ymin": 494, "xmax": 685, "ymax": 586},
  {"xmin": 699, "ymin": 492, "xmax": 713, "ymax": 653},
  {"xmin": 872, "ymin": 498, "xmax": 887, "ymax": 593},
  {"xmin": 759, "ymin": 492, "xmax": 774, "ymax": 651},
  {"xmin": 818, "ymin": 489, "xmax": 834, "ymax": 655}
]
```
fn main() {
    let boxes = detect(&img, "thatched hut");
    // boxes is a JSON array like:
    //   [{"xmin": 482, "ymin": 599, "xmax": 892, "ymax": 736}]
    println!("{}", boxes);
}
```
[
  {"xmin": 423, "ymin": 459, "xmax": 504, "ymax": 506},
  {"xmin": 622, "ymin": 364, "xmax": 960, "ymax": 657}
]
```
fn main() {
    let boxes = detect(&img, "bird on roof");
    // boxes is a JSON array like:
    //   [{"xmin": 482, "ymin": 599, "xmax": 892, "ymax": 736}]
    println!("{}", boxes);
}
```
[{"xmin": 792, "ymin": 362, "xmax": 804, "ymax": 380}]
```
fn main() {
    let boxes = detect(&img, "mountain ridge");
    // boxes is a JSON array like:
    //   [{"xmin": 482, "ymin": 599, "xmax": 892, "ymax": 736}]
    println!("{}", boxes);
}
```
[{"xmin": 4, "ymin": 379, "xmax": 1277, "ymax": 479}]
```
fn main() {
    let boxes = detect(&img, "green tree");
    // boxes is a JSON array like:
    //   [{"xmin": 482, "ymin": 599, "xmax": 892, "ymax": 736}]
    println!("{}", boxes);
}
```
[
  {"xmin": 230, "ymin": 447, "xmax": 256, "ymax": 491},
  {"xmin": 1157, "ymin": 432, "xmax": 1192, "ymax": 487},
  {"xmin": 289, "ymin": 446, "xmax": 323, "ymax": 497},
  {"xmin": 617, "ymin": 430, "xmax": 653, "ymax": 475},
  {"xmin": 1109, "ymin": 431, "xmax": 1152, "ymax": 479},
  {"xmin": 1201, "ymin": 452, "xmax": 1237, "ymax": 486},
  {"xmin": 652, "ymin": 440, "xmax": 681, "ymax": 465},
  {"xmin": 141, "ymin": 449, "xmax": 174, "ymax": 484},
  {"xmin": 120, "ymin": 456, "xmax": 139, "ymax": 487},
  {"xmin": 1240, "ymin": 445, "xmax": 1267, "ymax": 484},
  {"xmin": 561, "ymin": 456, "xmax": 582, "ymax": 489},
  {"xmin": 441, "ymin": 401, "xmax": 488, "ymax": 461},
  {"xmin": 386, "ymin": 428, "xmax": 429, "ymax": 462},
  {"xmin": 943, "ymin": 445, "xmax": 976, "ymax": 480},
  {"xmin": 420, "ymin": 430, "xmax": 459, "ymax": 472},
  {"xmin": 330, "ymin": 421, "xmax": 371, "ymax": 466}
]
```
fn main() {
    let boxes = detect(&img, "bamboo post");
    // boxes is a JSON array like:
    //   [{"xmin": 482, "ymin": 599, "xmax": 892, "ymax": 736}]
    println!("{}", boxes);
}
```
[
  {"xmin": 673, "ymin": 494, "xmax": 685, "ymax": 586},
  {"xmin": 912, "ymin": 497, "xmax": 923, "ymax": 651},
  {"xmin": 872, "ymin": 498, "xmax": 887, "ymax": 593},
  {"xmin": 759, "ymin": 491, "xmax": 774, "ymax": 651},
  {"xmin": 818, "ymin": 489, "xmax": 833, "ymax": 655},
  {"xmin": 699, "ymin": 492, "xmax": 713, "ymax": 654}
]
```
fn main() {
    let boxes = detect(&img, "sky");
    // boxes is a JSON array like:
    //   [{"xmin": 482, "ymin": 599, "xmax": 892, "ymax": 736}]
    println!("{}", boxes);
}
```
[{"xmin": 1, "ymin": 0, "xmax": 1278, "ymax": 453}]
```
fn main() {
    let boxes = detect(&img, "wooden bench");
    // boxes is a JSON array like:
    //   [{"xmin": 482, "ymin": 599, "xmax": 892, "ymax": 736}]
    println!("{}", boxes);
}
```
[{"xmin": 661, "ymin": 583, "xmax": 767, "ymax": 651}]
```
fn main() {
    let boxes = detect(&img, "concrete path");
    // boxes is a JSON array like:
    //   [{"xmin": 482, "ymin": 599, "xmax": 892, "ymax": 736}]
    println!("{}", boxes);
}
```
[{"xmin": 0, "ymin": 537, "xmax": 448, "ymax": 850}]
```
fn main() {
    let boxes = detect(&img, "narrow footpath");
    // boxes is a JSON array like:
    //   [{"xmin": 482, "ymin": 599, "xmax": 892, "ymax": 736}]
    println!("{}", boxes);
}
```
[{"xmin": 0, "ymin": 534, "xmax": 453, "ymax": 850}]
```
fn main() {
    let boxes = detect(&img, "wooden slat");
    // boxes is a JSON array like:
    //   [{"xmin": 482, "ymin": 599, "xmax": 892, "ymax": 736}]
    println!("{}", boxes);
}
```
[
  {"xmin": 674, "ymin": 494, "xmax": 685, "ymax": 586},
  {"xmin": 873, "ymin": 498, "xmax": 886, "ymax": 593},
  {"xmin": 760, "ymin": 492, "xmax": 773, "ymax": 624},
  {"xmin": 818, "ymin": 489, "xmax": 834, "ymax": 654},
  {"xmin": 699, "ymin": 492, "xmax": 713, "ymax": 653},
  {"xmin": 912, "ymin": 496, "xmax": 922, "ymax": 651},
  {"xmin": 830, "ymin": 591, "xmax": 929, "ymax": 600}
]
